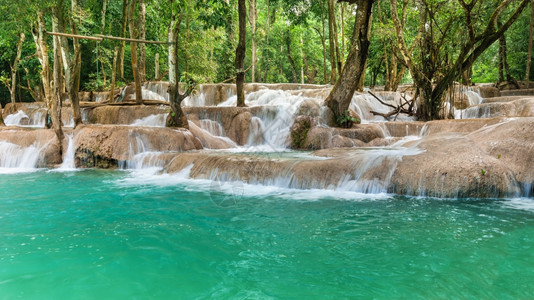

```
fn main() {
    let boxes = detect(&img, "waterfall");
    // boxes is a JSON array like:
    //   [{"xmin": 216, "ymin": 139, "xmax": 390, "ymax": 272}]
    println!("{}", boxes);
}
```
[
  {"xmin": 4, "ymin": 111, "xmax": 30, "ymax": 126},
  {"xmin": 59, "ymin": 135, "xmax": 76, "ymax": 170},
  {"xmin": 120, "ymin": 131, "xmax": 166, "ymax": 170},
  {"xmin": 200, "ymin": 119, "xmax": 225, "ymax": 136},
  {"xmin": 183, "ymin": 139, "xmax": 423, "ymax": 193},
  {"xmin": 0, "ymin": 141, "xmax": 43, "ymax": 172},
  {"xmin": 218, "ymin": 89, "xmax": 314, "ymax": 149},
  {"xmin": 184, "ymin": 91, "xmax": 207, "ymax": 107},
  {"xmin": 130, "ymin": 114, "xmax": 167, "ymax": 127}
]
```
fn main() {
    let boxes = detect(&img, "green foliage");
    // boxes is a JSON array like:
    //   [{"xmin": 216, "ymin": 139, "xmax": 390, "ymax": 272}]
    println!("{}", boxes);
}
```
[
  {"xmin": 0, "ymin": 0, "xmax": 529, "ymax": 104},
  {"xmin": 336, "ymin": 110, "xmax": 359, "ymax": 128}
]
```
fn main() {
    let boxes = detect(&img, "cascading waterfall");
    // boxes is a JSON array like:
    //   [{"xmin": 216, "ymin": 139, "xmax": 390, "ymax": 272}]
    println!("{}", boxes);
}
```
[
  {"xmin": 120, "ymin": 131, "xmax": 166, "ymax": 170},
  {"xmin": 130, "ymin": 114, "xmax": 167, "ymax": 127},
  {"xmin": 4, "ymin": 110, "xmax": 45, "ymax": 127},
  {"xmin": 0, "ymin": 141, "xmax": 43, "ymax": 172},
  {"xmin": 4, "ymin": 111, "xmax": 30, "ymax": 126},
  {"xmin": 59, "ymin": 135, "xmax": 76, "ymax": 170},
  {"xmin": 200, "ymin": 119, "xmax": 225, "ymax": 136}
]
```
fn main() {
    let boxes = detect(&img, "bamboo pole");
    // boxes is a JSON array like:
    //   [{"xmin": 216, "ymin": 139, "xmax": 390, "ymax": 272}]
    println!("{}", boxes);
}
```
[
  {"xmin": 46, "ymin": 32, "xmax": 171, "ymax": 45},
  {"xmin": 46, "ymin": 31, "xmax": 103, "ymax": 41},
  {"xmin": 95, "ymin": 34, "xmax": 171, "ymax": 45}
]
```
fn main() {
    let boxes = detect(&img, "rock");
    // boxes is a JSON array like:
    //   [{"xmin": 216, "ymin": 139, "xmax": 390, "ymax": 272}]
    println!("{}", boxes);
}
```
[
  {"xmin": 460, "ymin": 98, "xmax": 534, "ymax": 119},
  {"xmin": 86, "ymin": 105, "xmax": 168, "ymax": 125},
  {"xmin": 290, "ymin": 116, "xmax": 315, "ymax": 148},
  {"xmin": 296, "ymin": 100, "xmax": 321, "ymax": 117},
  {"xmin": 227, "ymin": 112, "xmax": 252, "ymax": 145},
  {"xmin": 0, "ymin": 128, "xmax": 61, "ymax": 167},
  {"xmin": 298, "ymin": 124, "xmax": 384, "ymax": 150},
  {"xmin": 74, "ymin": 125, "xmax": 202, "ymax": 168},
  {"xmin": 349, "ymin": 109, "xmax": 362, "ymax": 125},
  {"xmin": 476, "ymin": 86, "xmax": 501, "ymax": 98},
  {"xmin": 188, "ymin": 122, "xmax": 235, "ymax": 149}
]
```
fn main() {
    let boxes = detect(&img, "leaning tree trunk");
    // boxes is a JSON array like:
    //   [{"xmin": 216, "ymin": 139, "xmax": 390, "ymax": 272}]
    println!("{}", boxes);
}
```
[
  {"xmin": 285, "ymin": 29, "xmax": 299, "ymax": 83},
  {"xmin": 525, "ymin": 0, "xmax": 534, "ymax": 89},
  {"xmin": 526, "ymin": 0, "xmax": 534, "ymax": 88},
  {"xmin": 128, "ymin": 0, "xmax": 143, "ymax": 105},
  {"xmin": 49, "ymin": 13, "xmax": 65, "ymax": 153},
  {"xmin": 327, "ymin": 0, "xmax": 337, "ymax": 84},
  {"xmin": 138, "ymin": 0, "xmax": 146, "ymax": 83},
  {"xmin": 249, "ymin": 0, "xmax": 257, "ymax": 82},
  {"xmin": 236, "ymin": 0, "xmax": 247, "ymax": 107},
  {"xmin": 167, "ymin": 2, "xmax": 190, "ymax": 128},
  {"xmin": 9, "ymin": 32, "xmax": 25, "ymax": 108},
  {"xmin": 320, "ymin": 1, "xmax": 328, "ymax": 84},
  {"xmin": 118, "ymin": 0, "xmax": 128, "ymax": 80},
  {"xmin": 325, "ymin": 0, "xmax": 374, "ymax": 127},
  {"xmin": 55, "ymin": 0, "xmax": 83, "ymax": 127}
]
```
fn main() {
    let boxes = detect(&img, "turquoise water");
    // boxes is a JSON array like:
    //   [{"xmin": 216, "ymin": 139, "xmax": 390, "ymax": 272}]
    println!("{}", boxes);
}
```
[{"xmin": 0, "ymin": 170, "xmax": 533, "ymax": 299}]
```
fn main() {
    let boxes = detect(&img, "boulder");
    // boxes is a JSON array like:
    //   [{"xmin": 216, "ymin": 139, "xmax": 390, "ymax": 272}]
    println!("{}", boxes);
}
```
[
  {"xmin": 227, "ymin": 111, "xmax": 252, "ymax": 145},
  {"xmin": 73, "ymin": 125, "xmax": 202, "ymax": 168}
]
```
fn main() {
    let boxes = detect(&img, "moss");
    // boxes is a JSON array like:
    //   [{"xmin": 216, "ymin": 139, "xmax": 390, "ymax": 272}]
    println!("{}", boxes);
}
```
[{"xmin": 290, "ymin": 117, "xmax": 311, "ymax": 149}]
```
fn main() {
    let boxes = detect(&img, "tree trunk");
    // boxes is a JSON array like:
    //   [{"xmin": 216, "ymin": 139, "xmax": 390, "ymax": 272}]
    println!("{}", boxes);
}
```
[
  {"xmin": 128, "ymin": 0, "xmax": 143, "ymax": 105},
  {"xmin": 45, "ymin": 12, "xmax": 65, "ymax": 151},
  {"xmin": 498, "ymin": 36, "xmax": 505, "ymax": 83},
  {"xmin": 320, "ymin": 0, "xmax": 328, "ymax": 84},
  {"xmin": 155, "ymin": 53, "xmax": 160, "ymax": 79},
  {"xmin": 109, "ymin": 45, "xmax": 119, "ymax": 102},
  {"xmin": 300, "ymin": 33, "xmax": 305, "ymax": 84},
  {"xmin": 236, "ymin": 0, "xmax": 247, "ymax": 107},
  {"xmin": 285, "ymin": 29, "xmax": 299, "ymax": 83},
  {"xmin": 249, "ymin": 0, "xmax": 257, "ymax": 82},
  {"xmin": 185, "ymin": 0, "xmax": 191, "ymax": 80},
  {"xmin": 341, "ymin": 2, "xmax": 345, "ymax": 66},
  {"xmin": 55, "ymin": 0, "xmax": 82, "ymax": 127},
  {"xmin": 9, "ymin": 32, "xmax": 25, "ymax": 107},
  {"xmin": 325, "ymin": 0, "xmax": 374, "ymax": 126},
  {"xmin": 390, "ymin": 0, "xmax": 528, "ymax": 121},
  {"xmin": 327, "ymin": 0, "xmax": 337, "ymax": 84},
  {"xmin": 118, "ymin": 0, "xmax": 128, "ymax": 80},
  {"xmin": 98, "ymin": 0, "xmax": 108, "ymax": 87},
  {"xmin": 526, "ymin": 0, "xmax": 534, "ymax": 87},
  {"xmin": 167, "ymin": 3, "xmax": 189, "ymax": 128},
  {"xmin": 138, "ymin": 0, "xmax": 146, "ymax": 83}
]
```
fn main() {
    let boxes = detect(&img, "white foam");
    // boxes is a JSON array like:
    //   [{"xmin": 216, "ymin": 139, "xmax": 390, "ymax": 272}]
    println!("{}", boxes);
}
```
[
  {"xmin": 130, "ymin": 114, "xmax": 166, "ymax": 127},
  {"xmin": 58, "ymin": 134, "xmax": 76, "ymax": 170},
  {"xmin": 0, "ymin": 141, "xmax": 43, "ymax": 173}
]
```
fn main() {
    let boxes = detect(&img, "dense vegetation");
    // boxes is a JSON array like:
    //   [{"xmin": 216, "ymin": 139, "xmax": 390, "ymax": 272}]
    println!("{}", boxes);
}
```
[{"xmin": 0, "ymin": 0, "xmax": 532, "ymax": 110}]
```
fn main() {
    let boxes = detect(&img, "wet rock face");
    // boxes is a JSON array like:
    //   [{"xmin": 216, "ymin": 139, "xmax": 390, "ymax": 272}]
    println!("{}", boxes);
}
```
[
  {"xmin": 87, "ymin": 106, "xmax": 168, "ymax": 125},
  {"xmin": 476, "ymin": 86, "xmax": 501, "ymax": 98},
  {"xmin": 0, "ymin": 128, "xmax": 61, "ymax": 167},
  {"xmin": 73, "ymin": 125, "xmax": 203, "ymax": 168}
]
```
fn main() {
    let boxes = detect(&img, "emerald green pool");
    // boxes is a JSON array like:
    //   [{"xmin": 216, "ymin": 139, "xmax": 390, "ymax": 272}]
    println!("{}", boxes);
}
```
[{"xmin": 0, "ymin": 170, "xmax": 533, "ymax": 299}]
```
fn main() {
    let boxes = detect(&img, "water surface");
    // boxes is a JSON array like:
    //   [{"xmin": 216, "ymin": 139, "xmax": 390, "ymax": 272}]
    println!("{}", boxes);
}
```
[{"xmin": 0, "ymin": 170, "xmax": 533, "ymax": 299}]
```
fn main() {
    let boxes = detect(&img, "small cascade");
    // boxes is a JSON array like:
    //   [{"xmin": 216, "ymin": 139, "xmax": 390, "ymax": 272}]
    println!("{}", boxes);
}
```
[
  {"xmin": 120, "ymin": 131, "xmax": 166, "ymax": 170},
  {"xmin": 134, "ymin": 88, "xmax": 167, "ymax": 101},
  {"xmin": 247, "ymin": 117, "xmax": 266, "ymax": 145},
  {"xmin": 184, "ymin": 91, "xmax": 207, "ymax": 107},
  {"xmin": 0, "ymin": 141, "xmax": 43, "ymax": 172},
  {"xmin": 5, "ymin": 111, "xmax": 30, "ymax": 126},
  {"xmin": 130, "ymin": 114, "xmax": 167, "ymax": 127},
  {"xmin": 200, "ymin": 119, "xmax": 225, "ymax": 136},
  {"xmin": 30, "ymin": 110, "xmax": 46, "ymax": 127},
  {"xmin": 184, "ymin": 140, "xmax": 423, "ymax": 193},
  {"xmin": 218, "ymin": 89, "xmax": 314, "ymax": 149},
  {"xmin": 466, "ymin": 90, "xmax": 484, "ymax": 106},
  {"xmin": 349, "ymin": 92, "xmax": 414, "ymax": 122},
  {"xmin": 59, "ymin": 135, "xmax": 76, "ymax": 170},
  {"xmin": 143, "ymin": 81, "xmax": 170, "ymax": 101}
]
